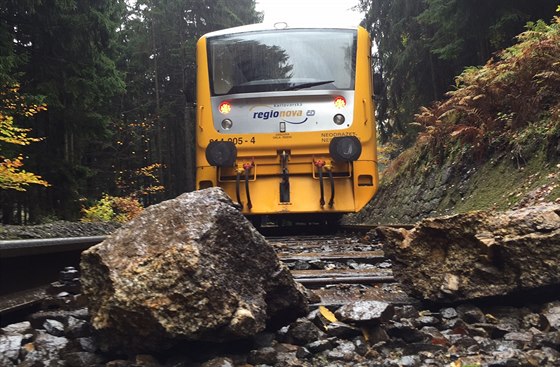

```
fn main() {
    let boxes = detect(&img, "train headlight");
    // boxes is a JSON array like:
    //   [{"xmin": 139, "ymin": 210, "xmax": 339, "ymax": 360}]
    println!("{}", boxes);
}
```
[
  {"xmin": 333, "ymin": 114, "xmax": 345, "ymax": 125},
  {"xmin": 334, "ymin": 96, "xmax": 346, "ymax": 108},
  {"xmin": 219, "ymin": 101, "xmax": 232, "ymax": 114},
  {"xmin": 329, "ymin": 136, "xmax": 362, "ymax": 162},
  {"xmin": 221, "ymin": 119, "xmax": 233, "ymax": 130},
  {"xmin": 205, "ymin": 141, "xmax": 237, "ymax": 167}
]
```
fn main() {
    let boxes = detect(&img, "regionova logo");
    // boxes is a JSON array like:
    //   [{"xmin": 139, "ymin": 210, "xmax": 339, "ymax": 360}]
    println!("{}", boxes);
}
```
[{"xmin": 250, "ymin": 104, "xmax": 308, "ymax": 124}]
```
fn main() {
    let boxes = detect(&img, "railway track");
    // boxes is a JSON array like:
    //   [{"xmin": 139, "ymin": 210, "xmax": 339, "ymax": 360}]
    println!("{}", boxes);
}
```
[{"xmin": 0, "ymin": 225, "xmax": 414, "ymax": 324}]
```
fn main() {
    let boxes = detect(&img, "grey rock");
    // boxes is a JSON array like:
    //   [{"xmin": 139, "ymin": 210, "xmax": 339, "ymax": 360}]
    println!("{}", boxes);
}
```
[
  {"xmin": 364, "ymin": 325, "xmax": 390, "ymax": 344},
  {"xmin": 200, "ymin": 357, "xmax": 234, "ymax": 367},
  {"xmin": 248, "ymin": 346, "xmax": 278, "ymax": 365},
  {"xmin": 399, "ymin": 355, "xmax": 421, "ymax": 367},
  {"xmin": 386, "ymin": 322, "xmax": 427, "ymax": 343},
  {"xmin": 326, "ymin": 340, "xmax": 356, "ymax": 362},
  {"xmin": 503, "ymin": 331, "xmax": 533, "ymax": 343},
  {"xmin": 353, "ymin": 336, "xmax": 368, "ymax": 356},
  {"xmin": 134, "ymin": 354, "xmax": 162, "ymax": 366},
  {"xmin": 287, "ymin": 318, "xmax": 320, "ymax": 345},
  {"xmin": 65, "ymin": 351, "xmax": 105, "ymax": 367},
  {"xmin": 2, "ymin": 321, "xmax": 32, "ymax": 335},
  {"xmin": 378, "ymin": 204, "xmax": 560, "ymax": 302},
  {"xmin": 76, "ymin": 336, "xmax": 98, "ymax": 353},
  {"xmin": 393, "ymin": 305, "xmax": 419, "ymax": 320},
  {"xmin": 0, "ymin": 355, "xmax": 15, "ymax": 367},
  {"xmin": 305, "ymin": 339, "xmax": 333, "ymax": 353},
  {"xmin": 19, "ymin": 330, "xmax": 68, "ymax": 367},
  {"xmin": 543, "ymin": 301, "xmax": 560, "ymax": 330},
  {"xmin": 335, "ymin": 301, "xmax": 394, "ymax": 324},
  {"xmin": 0, "ymin": 334, "xmax": 23, "ymax": 362},
  {"xmin": 295, "ymin": 346, "xmax": 312, "ymax": 359},
  {"xmin": 415, "ymin": 315, "xmax": 440, "ymax": 327},
  {"xmin": 521, "ymin": 312, "xmax": 548, "ymax": 330},
  {"xmin": 325, "ymin": 321, "xmax": 361, "ymax": 339},
  {"xmin": 65, "ymin": 316, "xmax": 91, "ymax": 338},
  {"xmin": 457, "ymin": 304, "xmax": 486, "ymax": 324},
  {"xmin": 440, "ymin": 307, "xmax": 458, "ymax": 319},
  {"xmin": 80, "ymin": 188, "xmax": 307, "ymax": 351},
  {"xmin": 43, "ymin": 319, "xmax": 65, "ymax": 337}
]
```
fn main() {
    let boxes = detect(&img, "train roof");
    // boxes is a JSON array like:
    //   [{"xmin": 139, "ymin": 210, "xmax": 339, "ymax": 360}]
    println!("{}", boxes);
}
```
[{"xmin": 201, "ymin": 22, "xmax": 360, "ymax": 39}]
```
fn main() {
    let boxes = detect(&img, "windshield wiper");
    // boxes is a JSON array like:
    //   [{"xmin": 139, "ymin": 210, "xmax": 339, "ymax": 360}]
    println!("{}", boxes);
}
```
[{"xmin": 282, "ymin": 80, "xmax": 335, "ymax": 91}]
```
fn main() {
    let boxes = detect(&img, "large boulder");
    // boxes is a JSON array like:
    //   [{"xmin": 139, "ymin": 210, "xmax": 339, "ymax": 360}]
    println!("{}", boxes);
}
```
[
  {"xmin": 80, "ymin": 188, "xmax": 307, "ymax": 351},
  {"xmin": 378, "ymin": 203, "xmax": 560, "ymax": 303}
]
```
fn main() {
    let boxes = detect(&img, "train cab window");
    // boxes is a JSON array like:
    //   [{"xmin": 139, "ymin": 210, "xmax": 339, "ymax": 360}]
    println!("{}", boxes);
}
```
[{"xmin": 207, "ymin": 29, "xmax": 357, "ymax": 96}]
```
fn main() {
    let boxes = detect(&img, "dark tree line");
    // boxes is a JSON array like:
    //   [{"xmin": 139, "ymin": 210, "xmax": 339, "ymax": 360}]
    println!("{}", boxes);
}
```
[
  {"xmin": 1, "ymin": 0, "xmax": 558, "ymax": 223},
  {"xmin": 359, "ymin": 0, "xmax": 559, "ymax": 146},
  {"xmin": 1, "ymin": 0, "xmax": 261, "ymax": 223}
]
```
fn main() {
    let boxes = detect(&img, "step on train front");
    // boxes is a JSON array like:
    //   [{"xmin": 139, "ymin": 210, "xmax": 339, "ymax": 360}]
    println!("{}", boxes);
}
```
[{"xmin": 195, "ymin": 22, "xmax": 379, "ymax": 216}]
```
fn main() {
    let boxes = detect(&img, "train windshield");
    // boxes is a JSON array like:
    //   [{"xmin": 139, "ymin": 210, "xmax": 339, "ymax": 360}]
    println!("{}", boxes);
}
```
[{"xmin": 207, "ymin": 29, "xmax": 356, "ymax": 96}]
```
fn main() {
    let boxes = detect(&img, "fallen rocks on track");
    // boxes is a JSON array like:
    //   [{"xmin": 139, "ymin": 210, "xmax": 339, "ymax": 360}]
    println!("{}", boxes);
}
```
[
  {"xmin": 378, "ymin": 203, "xmax": 560, "ymax": 304},
  {"xmin": 2, "ymin": 201, "xmax": 560, "ymax": 366},
  {"xmin": 80, "ymin": 187, "xmax": 308, "ymax": 352},
  {"xmin": 2, "ymin": 292, "xmax": 560, "ymax": 366}
]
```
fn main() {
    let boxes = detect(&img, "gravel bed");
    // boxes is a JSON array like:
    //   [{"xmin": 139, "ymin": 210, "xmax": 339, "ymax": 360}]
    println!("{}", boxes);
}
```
[{"xmin": 0, "ymin": 221, "xmax": 120, "ymax": 240}]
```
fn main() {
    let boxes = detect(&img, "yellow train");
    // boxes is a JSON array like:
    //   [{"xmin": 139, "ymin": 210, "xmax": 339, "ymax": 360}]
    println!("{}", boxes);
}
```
[{"xmin": 195, "ymin": 23, "xmax": 378, "ymax": 219}]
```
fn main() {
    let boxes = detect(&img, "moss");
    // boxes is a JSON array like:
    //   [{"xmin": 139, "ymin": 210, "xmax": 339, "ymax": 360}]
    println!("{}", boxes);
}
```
[{"xmin": 446, "ymin": 147, "xmax": 558, "ymax": 213}]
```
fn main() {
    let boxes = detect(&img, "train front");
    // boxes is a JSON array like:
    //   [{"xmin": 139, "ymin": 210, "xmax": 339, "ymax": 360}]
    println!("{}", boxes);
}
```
[{"xmin": 195, "ymin": 23, "xmax": 378, "ymax": 216}]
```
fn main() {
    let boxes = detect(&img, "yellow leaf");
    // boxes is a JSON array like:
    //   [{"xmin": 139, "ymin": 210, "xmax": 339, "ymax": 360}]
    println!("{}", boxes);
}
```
[{"xmin": 319, "ymin": 306, "xmax": 338, "ymax": 323}]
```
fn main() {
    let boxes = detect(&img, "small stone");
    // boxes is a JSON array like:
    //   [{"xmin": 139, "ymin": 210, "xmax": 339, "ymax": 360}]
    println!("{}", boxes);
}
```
[
  {"xmin": 387, "ymin": 322, "xmax": 427, "ymax": 343},
  {"xmin": 543, "ymin": 301, "xmax": 560, "ymax": 330},
  {"xmin": 65, "ymin": 351, "xmax": 105, "ymax": 367},
  {"xmin": 325, "ymin": 321, "xmax": 361, "ymax": 339},
  {"xmin": 504, "ymin": 331, "xmax": 533, "ymax": 343},
  {"xmin": 399, "ymin": 355, "xmax": 421, "ymax": 366},
  {"xmin": 65, "ymin": 316, "xmax": 91, "ymax": 338},
  {"xmin": 305, "ymin": 339, "xmax": 333, "ymax": 353},
  {"xmin": 393, "ymin": 305, "xmax": 419, "ymax": 319},
  {"xmin": 457, "ymin": 305, "xmax": 486, "ymax": 324},
  {"xmin": 247, "ymin": 346, "xmax": 278, "ymax": 365},
  {"xmin": 416, "ymin": 315, "xmax": 440, "ymax": 327},
  {"xmin": 522, "ymin": 313, "xmax": 548, "ymax": 330},
  {"xmin": 335, "ymin": 300, "xmax": 394, "ymax": 324},
  {"xmin": 76, "ymin": 337, "xmax": 98, "ymax": 353},
  {"xmin": 440, "ymin": 307, "xmax": 458, "ymax": 319},
  {"xmin": 327, "ymin": 340, "xmax": 356, "ymax": 362},
  {"xmin": 0, "ymin": 334, "xmax": 23, "ymax": 362},
  {"xmin": 135, "ymin": 354, "xmax": 162, "ymax": 366},
  {"xmin": 295, "ymin": 346, "xmax": 312, "ymax": 359},
  {"xmin": 201, "ymin": 357, "xmax": 234, "ymax": 367},
  {"xmin": 1, "ymin": 321, "xmax": 32, "ymax": 335},
  {"xmin": 43, "ymin": 319, "xmax": 65, "ymax": 337},
  {"xmin": 105, "ymin": 360, "xmax": 132, "ymax": 367},
  {"xmin": 353, "ymin": 336, "xmax": 369, "ymax": 356},
  {"xmin": 287, "ymin": 318, "xmax": 321, "ymax": 345}
]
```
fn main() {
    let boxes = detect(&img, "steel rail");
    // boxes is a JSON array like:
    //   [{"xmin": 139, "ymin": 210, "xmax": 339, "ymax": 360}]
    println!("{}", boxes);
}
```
[{"xmin": 0, "ymin": 236, "xmax": 106, "ymax": 258}]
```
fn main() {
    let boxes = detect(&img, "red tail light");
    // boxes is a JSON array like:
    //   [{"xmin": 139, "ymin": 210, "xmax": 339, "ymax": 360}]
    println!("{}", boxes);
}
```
[{"xmin": 334, "ymin": 96, "xmax": 346, "ymax": 109}]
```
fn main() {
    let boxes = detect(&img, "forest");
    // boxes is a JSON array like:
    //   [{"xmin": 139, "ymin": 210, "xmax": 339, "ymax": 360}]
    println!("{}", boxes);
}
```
[{"xmin": 0, "ymin": 0, "xmax": 558, "ymax": 224}]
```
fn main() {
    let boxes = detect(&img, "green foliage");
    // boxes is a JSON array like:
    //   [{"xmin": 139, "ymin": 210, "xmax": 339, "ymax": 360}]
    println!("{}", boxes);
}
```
[
  {"xmin": 114, "ymin": 0, "xmax": 261, "ymax": 202},
  {"xmin": 359, "ymin": 0, "xmax": 559, "ymax": 147},
  {"xmin": 81, "ymin": 194, "xmax": 143, "ymax": 223},
  {"xmin": 412, "ymin": 14, "xmax": 560, "ymax": 164}
]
